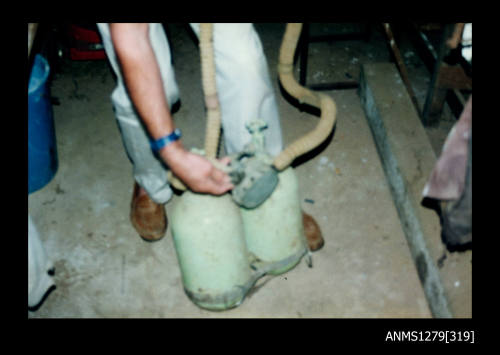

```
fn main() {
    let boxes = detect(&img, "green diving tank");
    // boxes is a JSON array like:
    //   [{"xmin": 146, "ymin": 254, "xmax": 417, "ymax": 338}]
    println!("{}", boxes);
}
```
[
  {"xmin": 170, "ymin": 191, "xmax": 259, "ymax": 311},
  {"xmin": 240, "ymin": 167, "xmax": 308, "ymax": 275}
]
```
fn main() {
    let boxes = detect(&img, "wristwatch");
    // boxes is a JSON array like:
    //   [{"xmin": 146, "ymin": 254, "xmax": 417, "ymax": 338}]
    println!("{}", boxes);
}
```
[{"xmin": 150, "ymin": 128, "xmax": 182, "ymax": 151}]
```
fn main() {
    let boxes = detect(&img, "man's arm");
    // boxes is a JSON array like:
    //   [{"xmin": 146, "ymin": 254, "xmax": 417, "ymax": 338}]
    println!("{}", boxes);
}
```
[{"xmin": 110, "ymin": 23, "xmax": 233, "ymax": 195}]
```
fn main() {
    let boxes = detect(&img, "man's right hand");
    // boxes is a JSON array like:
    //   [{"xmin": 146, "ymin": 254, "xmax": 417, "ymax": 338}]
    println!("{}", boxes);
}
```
[
  {"xmin": 159, "ymin": 140, "xmax": 234, "ymax": 195},
  {"xmin": 110, "ymin": 24, "xmax": 232, "ymax": 196}
]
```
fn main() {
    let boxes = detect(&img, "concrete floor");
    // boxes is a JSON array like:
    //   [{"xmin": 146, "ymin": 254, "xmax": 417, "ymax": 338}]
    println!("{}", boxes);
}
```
[{"xmin": 28, "ymin": 23, "xmax": 471, "ymax": 318}]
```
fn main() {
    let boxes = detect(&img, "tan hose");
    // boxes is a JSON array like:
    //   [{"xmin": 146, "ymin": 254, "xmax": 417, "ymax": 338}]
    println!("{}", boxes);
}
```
[
  {"xmin": 171, "ymin": 23, "xmax": 337, "ymax": 190},
  {"xmin": 200, "ymin": 23, "xmax": 222, "ymax": 159},
  {"xmin": 168, "ymin": 23, "xmax": 221, "ymax": 191},
  {"xmin": 273, "ymin": 23, "xmax": 337, "ymax": 171}
]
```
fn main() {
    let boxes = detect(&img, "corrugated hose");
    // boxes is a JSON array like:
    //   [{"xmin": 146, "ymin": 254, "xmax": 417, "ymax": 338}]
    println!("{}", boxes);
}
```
[{"xmin": 170, "ymin": 22, "xmax": 338, "ymax": 190}]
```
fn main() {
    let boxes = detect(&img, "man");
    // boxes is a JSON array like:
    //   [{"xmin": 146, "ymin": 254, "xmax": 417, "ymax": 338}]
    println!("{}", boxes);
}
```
[{"xmin": 97, "ymin": 23, "xmax": 323, "ymax": 250}]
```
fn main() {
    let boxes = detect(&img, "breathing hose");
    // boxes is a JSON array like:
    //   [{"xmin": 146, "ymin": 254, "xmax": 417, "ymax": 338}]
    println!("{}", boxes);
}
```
[
  {"xmin": 170, "ymin": 23, "xmax": 337, "ymax": 190},
  {"xmin": 273, "ymin": 23, "xmax": 337, "ymax": 170},
  {"xmin": 200, "ymin": 22, "xmax": 337, "ymax": 170},
  {"xmin": 167, "ymin": 23, "xmax": 220, "ymax": 190},
  {"xmin": 199, "ymin": 23, "xmax": 222, "ymax": 159}
]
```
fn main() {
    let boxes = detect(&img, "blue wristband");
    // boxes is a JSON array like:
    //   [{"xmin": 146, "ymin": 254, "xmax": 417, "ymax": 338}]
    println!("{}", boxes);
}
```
[{"xmin": 150, "ymin": 128, "xmax": 182, "ymax": 151}]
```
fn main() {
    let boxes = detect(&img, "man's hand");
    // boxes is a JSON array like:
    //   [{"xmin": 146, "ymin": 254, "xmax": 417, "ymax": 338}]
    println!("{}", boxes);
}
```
[
  {"xmin": 110, "ymin": 23, "xmax": 232, "ymax": 196},
  {"xmin": 160, "ymin": 141, "xmax": 234, "ymax": 195}
]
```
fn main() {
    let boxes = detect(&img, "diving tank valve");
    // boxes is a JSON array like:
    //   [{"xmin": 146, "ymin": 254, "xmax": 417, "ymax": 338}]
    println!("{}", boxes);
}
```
[
  {"xmin": 217, "ymin": 119, "xmax": 279, "ymax": 209},
  {"xmin": 169, "ymin": 119, "xmax": 280, "ymax": 210}
]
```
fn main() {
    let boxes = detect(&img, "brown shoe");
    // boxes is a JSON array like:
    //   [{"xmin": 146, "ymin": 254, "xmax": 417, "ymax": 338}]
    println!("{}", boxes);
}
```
[
  {"xmin": 303, "ymin": 212, "xmax": 324, "ymax": 251},
  {"xmin": 130, "ymin": 183, "xmax": 167, "ymax": 242}
]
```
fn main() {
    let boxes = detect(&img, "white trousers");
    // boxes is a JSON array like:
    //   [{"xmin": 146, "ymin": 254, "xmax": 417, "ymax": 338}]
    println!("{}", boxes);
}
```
[
  {"xmin": 28, "ymin": 215, "xmax": 55, "ymax": 308},
  {"xmin": 97, "ymin": 23, "xmax": 283, "ymax": 203}
]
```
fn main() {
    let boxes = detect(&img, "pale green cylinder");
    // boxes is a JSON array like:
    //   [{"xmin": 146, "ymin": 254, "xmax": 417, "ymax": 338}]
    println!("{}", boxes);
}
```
[
  {"xmin": 240, "ymin": 167, "xmax": 307, "ymax": 275},
  {"xmin": 171, "ymin": 192, "xmax": 253, "ymax": 310}
]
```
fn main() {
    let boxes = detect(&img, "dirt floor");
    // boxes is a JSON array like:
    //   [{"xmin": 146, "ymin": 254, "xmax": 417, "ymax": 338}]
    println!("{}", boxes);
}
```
[{"xmin": 27, "ymin": 23, "xmax": 471, "ymax": 318}]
